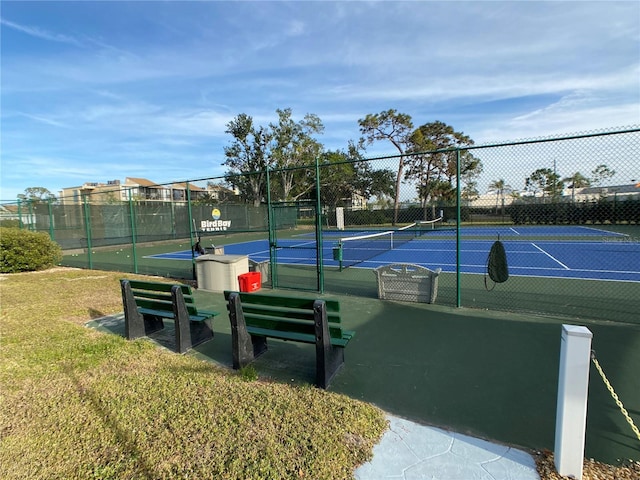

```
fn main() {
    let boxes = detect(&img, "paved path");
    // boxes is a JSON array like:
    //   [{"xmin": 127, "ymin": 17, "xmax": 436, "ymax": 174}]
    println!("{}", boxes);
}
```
[{"xmin": 355, "ymin": 414, "xmax": 540, "ymax": 480}]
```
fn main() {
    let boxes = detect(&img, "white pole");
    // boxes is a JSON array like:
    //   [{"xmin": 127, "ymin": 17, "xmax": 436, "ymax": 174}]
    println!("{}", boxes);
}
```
[
  {"xmin": 336, "ymin": 207, "xmax": 345, "ymax": 230},
  {"xmin": 554, "ymin": 325, "xmax": 593, "ymax": 480}
]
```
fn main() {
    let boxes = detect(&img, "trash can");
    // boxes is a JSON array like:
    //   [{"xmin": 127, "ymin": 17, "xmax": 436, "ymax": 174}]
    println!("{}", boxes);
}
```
[
  {"xmin": 238, "ymin": 272, "xmax": 261, "ymax": 292},
  {"xmin": 195, "ymin": 254, "xmax": 249, "ymax": 292},
  {"xmin": 248, "ymin": 259, "xmax": 270, "ymax": 284},
  {"xmin": 332, "ymin": 246, "xmax": 342, "ymax": 261}
]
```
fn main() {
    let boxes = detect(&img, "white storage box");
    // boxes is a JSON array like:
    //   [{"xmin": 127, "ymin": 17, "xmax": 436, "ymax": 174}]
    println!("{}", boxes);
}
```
[{"xmin": 196, "ymin": 254, "xmax": 249, "ymax": 292}]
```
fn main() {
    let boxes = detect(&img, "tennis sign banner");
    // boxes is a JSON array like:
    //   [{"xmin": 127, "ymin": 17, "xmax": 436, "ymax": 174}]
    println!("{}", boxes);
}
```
[{"xmin": 200, "ymin": 208, "xmax": 231, "ymax": 232}]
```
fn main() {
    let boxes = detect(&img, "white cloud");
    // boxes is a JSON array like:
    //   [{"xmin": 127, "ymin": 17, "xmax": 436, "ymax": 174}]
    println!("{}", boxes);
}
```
[
  {"xmin": 16, "ymin": 112, "xmax": 71, "ymax": 129},
  {"xmin": 0, "ymin": 1, "xmax": 638, "ymax": 201},
  {"xmin": 0, "ymin": 17, "xmax": 83, "ymax": 46}
]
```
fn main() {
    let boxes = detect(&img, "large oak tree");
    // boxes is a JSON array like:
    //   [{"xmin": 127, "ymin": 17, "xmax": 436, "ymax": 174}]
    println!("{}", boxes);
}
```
[{"xmin": 358, "ymin": 109, "xmax": 413, "ymax": 225}]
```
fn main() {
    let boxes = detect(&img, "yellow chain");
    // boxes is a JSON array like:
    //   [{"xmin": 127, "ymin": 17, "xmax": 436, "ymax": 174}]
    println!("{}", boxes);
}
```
[{"xmin": 591, "ymin": 351, "xmax": 640, "ymax": 442}]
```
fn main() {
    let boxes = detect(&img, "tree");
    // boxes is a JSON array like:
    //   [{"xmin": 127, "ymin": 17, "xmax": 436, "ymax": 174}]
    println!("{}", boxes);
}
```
[
  {"xmin": 459, "ymin": 153, "xmax": 483, "ymax": 207},
  {"xmin": 457, "ymin": 150, "xmax": 483, "ymax": 189},
  {"xmin": 461, "ymin": 181, "xmax": 480, "ymax": 205},
  {"xmin": 318, "ymin": 150, "xmax": 360, "ymax": 209},
  {"xmin": 224, "ymin": 109, "xmax": 327, "ymax": 205},
  {"xmin": 315, "ymin": 141, "xmax": 393, "ymax": 208},
  {"xmin": 562, "ymin": 172, "xmax": 590, "ymax": 202},
  {"xmin": 355, "ymin": 164, "xmax": 395, "ymax": 200},
  {"xmin": 358, "ymin": 109, "xmax": 414, "ymax": 224},
  {"xmin": 192, "ymin": 181, "xmax": 238, "ymax": 205},
  {"xmin": 405, "ymin": 121, "xmax": 480, "ymax": 218},
  {"xmin": 223, "ymin": 114, "xmax": 273, "ymax": 206},
  {"xmin": 488, "ymin": 179, "xmax": 513, "ymax": 214},
  {"xmin": 270, "ymin": 108, "xmax": 324, "ymax": 201},
  {"xmin": 525, "ymin": 168, "xmax": 564, "ymax": 202},
  {"xmin": 591, "ymin": 164, "xmax": 616, "ymax": 187},
  {"xmin": 17, "ymin": 187, "xmax": 56, "ymax": 203}
]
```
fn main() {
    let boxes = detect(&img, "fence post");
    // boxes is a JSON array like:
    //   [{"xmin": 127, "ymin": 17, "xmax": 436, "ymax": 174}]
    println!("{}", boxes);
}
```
[
  {"xmin": 266, "ymin": 166, "xmax": 277, "ymax": 288},
  {"xmin": 47, "ymin": 198, "xmax": 55, "ymax": 240},
  {"xmin": 315, "ymin": 157, "xmax": 324, "ymax": 293},
  {"xmin": 83, "ymin": 195, "xmax": 93, "ymax": 269},
  {"xmin": 17, "ymin": 198, "xmax": 23, "ymax": 229},
  {"xmin": 127, "ymin": 189, "xmax": 138, "ymax": 274},
  {"xmin": 455, "ymin": 149, "xmax": 461, "ymax": 307},
  {"xmin": 186, "ymin": 182, "xmax": 196, "ymax": 280},
  {"xmin": 554, "ymin": 324, "xmax": 592, "ymax": 480},
  {"xmin": 28, "ymin": 199, "xmax": 35, "ymax": 231}
]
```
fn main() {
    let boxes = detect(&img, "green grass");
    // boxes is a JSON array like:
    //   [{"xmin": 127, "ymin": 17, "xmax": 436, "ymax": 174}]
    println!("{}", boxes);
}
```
[{"xmin": 0, "ymin": 269, "xmax": 387, "ymax": 480}]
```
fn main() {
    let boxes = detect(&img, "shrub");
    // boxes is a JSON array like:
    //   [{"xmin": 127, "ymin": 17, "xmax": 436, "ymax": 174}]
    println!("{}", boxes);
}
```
[
  {"xmin": 0, "ymin": 227, "xmax": 62, "ymax": 273},
  {"xmin": 0, "ymin": 219, "xmax": 20, "ymax": 228}
]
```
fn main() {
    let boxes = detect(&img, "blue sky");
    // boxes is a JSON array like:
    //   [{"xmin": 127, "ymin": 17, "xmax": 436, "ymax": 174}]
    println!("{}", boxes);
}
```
[{"xmin": 1, "ymin": 0, "xmax": 639, "ymax": 201}]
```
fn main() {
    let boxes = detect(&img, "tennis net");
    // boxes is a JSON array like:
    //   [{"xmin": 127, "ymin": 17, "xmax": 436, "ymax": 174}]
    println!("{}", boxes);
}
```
[
  {"xmin": 336, "ymin": 223, "xmax": 416, "ymax": 268},
  {"xmin": 415, "ymin": 217, "xmax": 444, "ymax": 235}
]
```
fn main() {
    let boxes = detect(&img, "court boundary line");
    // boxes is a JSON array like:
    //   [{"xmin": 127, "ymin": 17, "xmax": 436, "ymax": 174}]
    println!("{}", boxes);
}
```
[
  {"xmin": 272, "ymin": 254, "xmax": 638, "ymax": 276},
  {"xmin": 142, "ymin": 251, "xmax": 640, "ymax": 282},
  {"xmin": 343, "ymin": 263, "xmax": 640, "ymax": 283},
  {"xmin": 143, "ymin": 237, "xmax": 639, "ymax": 282},
  {"xmin": 529, "ymin": 243, "xmax": 570, "ymax": 270},
  {"xmin": 578, "ymin": 225, "xmax": 629, "ymax": 236}
]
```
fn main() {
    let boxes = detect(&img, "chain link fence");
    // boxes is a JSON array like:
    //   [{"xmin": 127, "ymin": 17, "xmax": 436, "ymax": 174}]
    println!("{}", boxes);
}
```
[
  {"xmin": 3, "ymin": 126, "xmax": 638, "ymax": 323},
  {"xmin": 317, "ymin": 127, "xmax": 639, "ymax": 323}
]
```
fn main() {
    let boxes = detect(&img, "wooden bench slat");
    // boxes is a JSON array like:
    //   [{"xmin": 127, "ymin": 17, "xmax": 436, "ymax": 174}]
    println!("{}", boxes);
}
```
[
  {"xmin": 138, "ymin": 307, "xmax": 215, "ymax": 323},
  {"xmin": 246, "ymin": 326, "xmax": 316, "ymax": 344},
  {"xmin": 135, "ymin": 298, "xmax": 174, "ymax": 312},
  {"xmin": 128, "ymin": 280, "xmax": 192, "ymax": 295},
  {"xmin": 241, "ymin": 304, "xmax": 341, "ymax": 324},
  {"xmin": 246, "ymin": 325, "xmax": 353, "ymax": 347},
  {"xmin": 224, "ymin": 290, "xmax": 350, "ymax": 341},
  {"xmin": 132, "ymin": 290, "xmax": 196, "ymax": 304},
  {"xmin": 243, "ymin": 312, "xmax": 348, "ymax": 340},
  {"xmin": 196, "ymin": 309, "xmax": 218, "ymax": 319},
  {"xmin": 224, "ymin": 290, "xmax": 340, "ymax": 313},
  {"xmin": 134, "ymin": 298, "xmax": 202, "ymax": 317},
  {"xmin": 121, "ymin": 279, "xmax": 219, "ymax": 354},
  {"xmin": 225, "ymin": 290, "xmax": 355, "ymax": 389}
]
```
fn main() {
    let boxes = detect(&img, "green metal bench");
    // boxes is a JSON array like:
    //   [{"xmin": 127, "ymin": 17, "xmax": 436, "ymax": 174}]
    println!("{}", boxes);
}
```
[
  {"xmin": 223, "ymin": 290, "xmax": 355, "ymax": 389},
  {"xmin": 121, "ymin": 279, "xmax": 219, "ymax": 354}
]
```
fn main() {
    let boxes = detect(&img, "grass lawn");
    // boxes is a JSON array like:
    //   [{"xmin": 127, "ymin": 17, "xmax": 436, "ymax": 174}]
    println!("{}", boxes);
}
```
[{"xmin": 0, "ymin": 268, "xmax": 387, "ymax": 480}]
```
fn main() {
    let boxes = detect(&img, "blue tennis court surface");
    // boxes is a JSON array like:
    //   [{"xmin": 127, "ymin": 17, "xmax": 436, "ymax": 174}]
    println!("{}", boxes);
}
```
[{"xmin": 147, "ymin": 226, "xmax": 640, "ymax": 282}]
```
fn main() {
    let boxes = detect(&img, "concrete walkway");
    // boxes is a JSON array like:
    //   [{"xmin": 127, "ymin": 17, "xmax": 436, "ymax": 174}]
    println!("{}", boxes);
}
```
[{"xmin": 355, "ymin": 414, "xmax": 540, "ymax": 480}]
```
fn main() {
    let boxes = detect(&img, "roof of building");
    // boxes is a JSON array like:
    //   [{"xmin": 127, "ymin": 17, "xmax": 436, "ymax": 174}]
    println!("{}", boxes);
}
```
[
  {"xmin": 0, "ymin": 204, "xmax": 19, "ymax": 213},
  {"xmin": 578, "ymin": 183, "xmax": 640, "ymax": 195},
  {"xmin": 172, "ymin": 182, "xmax": 205, "ymax": 191},
  {"xmin": 125, "ymin": 177, "xmax": 162, "ymax": 187}
]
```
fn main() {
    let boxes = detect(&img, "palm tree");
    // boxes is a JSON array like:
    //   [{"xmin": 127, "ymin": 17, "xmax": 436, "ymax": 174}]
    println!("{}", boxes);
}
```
[{"xmin": 488, "ymin": 179, "xmax": 513, "ymax": 214}]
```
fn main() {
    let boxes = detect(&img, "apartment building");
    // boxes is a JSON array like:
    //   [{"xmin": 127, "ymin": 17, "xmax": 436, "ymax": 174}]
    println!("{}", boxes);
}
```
[{"xmin": 58, "ymin": 178, "xmax": 211, "ymax": 204}]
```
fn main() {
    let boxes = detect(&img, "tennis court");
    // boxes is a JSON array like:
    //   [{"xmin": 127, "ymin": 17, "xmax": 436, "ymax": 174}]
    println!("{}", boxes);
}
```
[{"xmin": 148, "ymin": 224, "xmax": 640, "ymax": 283}]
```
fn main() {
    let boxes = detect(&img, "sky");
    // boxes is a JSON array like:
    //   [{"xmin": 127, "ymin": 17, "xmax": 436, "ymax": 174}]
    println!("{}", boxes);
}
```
[{"xmin": 1, "ymin": 0, "xmax": 639, "ymax": 202}]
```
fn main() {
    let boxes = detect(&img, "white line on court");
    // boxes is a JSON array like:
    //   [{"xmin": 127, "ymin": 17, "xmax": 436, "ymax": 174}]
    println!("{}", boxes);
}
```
[
  {"xmin": 286, "ymin": 240, "xmax": 318, "ymax": 248},
  {"xmin": 509, "ymin": 227, "xmax": 520, "ymax": 235},
  {"xmin": 578, "ymin": 225, "xmax": 628, "ymax": 236},
  {"xmin": 531, "ymin": 242, "xmax": 570, "ymax": 270}
]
